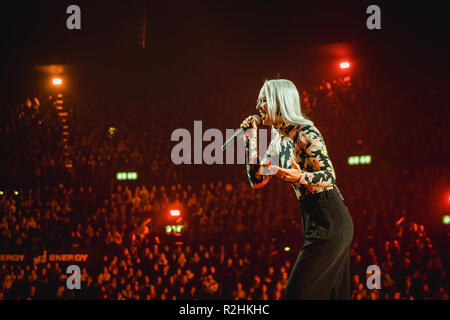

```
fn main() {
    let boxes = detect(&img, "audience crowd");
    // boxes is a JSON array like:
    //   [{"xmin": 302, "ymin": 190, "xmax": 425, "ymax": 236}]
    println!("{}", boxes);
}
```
[
  {"xmin": 1, "ymin": 171, "xmax": 448, "ymax": 300},
  {"xmin": 0, "ymin": 76, "xmax": 448, "ymax": 300}
]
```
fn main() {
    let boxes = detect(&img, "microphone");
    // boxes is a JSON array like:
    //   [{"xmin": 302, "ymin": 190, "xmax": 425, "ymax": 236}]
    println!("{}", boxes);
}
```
[{"xmin": 221, "ymin": 115, "xmax": 261, "ymax": 151}]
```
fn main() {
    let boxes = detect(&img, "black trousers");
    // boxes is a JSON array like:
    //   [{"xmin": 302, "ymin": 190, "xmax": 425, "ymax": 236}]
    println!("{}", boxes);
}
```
[{"xmin": 285, "ymin": 187, "xmax": 354, "ymax": 300}]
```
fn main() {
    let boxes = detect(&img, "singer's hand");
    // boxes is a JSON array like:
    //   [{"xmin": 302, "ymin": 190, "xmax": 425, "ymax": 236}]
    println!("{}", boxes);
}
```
[
  {"xmin": 269, "ymin": 159, "xmax": 303, "ymax": 182},
  {"xmin": 240, "ymin": 115, "xmax": 258, "ymax": 130}
]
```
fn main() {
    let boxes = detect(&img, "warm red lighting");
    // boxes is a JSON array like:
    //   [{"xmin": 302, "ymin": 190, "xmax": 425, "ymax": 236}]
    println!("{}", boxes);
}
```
[
  {"xmin": 170, "ymin": 209, "xmax": 180, "ymax": 217},
  {"xmin": 340, "ymin": 61, "xmax": 350, "ymax": 69},
  {"xmin": 52, "ymin": 78, "xmax": 62, "ymax": 85}
]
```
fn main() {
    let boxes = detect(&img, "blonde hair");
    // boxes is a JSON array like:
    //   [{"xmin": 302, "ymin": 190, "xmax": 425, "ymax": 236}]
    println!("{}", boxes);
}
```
[{"xmin": 260, "ymin": 79, "xmax": 314, "ymax": 129}]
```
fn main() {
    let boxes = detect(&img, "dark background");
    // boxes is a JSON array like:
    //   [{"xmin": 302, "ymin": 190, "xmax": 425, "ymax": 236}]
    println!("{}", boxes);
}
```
[{"xmin": 1, "ymin": 0, "xmax": 448, "ymax": 104}]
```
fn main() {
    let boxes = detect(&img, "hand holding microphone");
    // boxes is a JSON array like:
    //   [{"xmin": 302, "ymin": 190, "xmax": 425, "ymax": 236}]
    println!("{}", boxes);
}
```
[
  {"xmin": 221, "ymin": 115, "xmax": 261, "ymax": 151},
  {"xmin": 240, "ymin": 115, "xmax": 260, "ymax": 130}
]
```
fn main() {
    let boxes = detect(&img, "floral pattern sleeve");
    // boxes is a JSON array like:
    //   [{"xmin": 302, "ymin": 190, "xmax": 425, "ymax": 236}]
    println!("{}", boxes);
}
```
[
  {"xmin": 293, "ymin": 126, "xmax": 336, "ymax": 189},
  {"xmin": 243, "ymin": 122, "xmax": 337, "ymax": 198},
  {"xmin": 244, "ymin": 128, "xmax": 277, "ymax": 189}
]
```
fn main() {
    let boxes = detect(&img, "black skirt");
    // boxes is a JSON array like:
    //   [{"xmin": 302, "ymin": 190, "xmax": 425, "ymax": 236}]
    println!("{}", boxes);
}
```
[{"xmin": 285, "ymin": 187, "xmax": 354, "ymax": 300}]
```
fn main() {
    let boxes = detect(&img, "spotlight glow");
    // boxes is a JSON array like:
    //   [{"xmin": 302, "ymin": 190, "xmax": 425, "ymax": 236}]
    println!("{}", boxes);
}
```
[
  {"xmin": 52, "ymin": 78, "xmax": 62, "ymax": 85},
  {"xmin": 443, "ymin": 215, "xmax": 450, "ymax": 225},
  {"xmin": 340, "ymin": 61, "xmax": 350, "ymax": 69},
  {"xmin": 170, "ymin": 209, "xmax": 181, "ymax": 217}
]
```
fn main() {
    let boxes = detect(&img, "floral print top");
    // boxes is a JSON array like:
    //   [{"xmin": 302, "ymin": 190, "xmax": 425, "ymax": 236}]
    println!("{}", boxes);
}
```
[{"xmin": 244, "ymin": 122, "xmax": 337, "ymax": 199}]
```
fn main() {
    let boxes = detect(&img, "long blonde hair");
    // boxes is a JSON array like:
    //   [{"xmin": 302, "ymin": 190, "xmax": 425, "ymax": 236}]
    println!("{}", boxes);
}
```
[{"xmin": 260, "ymin": 79, "xmax": 314, "ymax": 128}]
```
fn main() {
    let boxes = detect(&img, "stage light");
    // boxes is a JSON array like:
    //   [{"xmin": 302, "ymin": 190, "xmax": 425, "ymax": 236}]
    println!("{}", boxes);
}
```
[
  {"xmin": 0, "ymin": 191, "xmax": 4, "ymax": 195},
  {"xmin": 14, "ymin": 190, "xmax": 19, "ymax": 196},
  {"xmin": 347, "ymin": 155, "xmax": 372, "ymax": 166},
  {"xmin": 127, "ymin": 172, "xmax": 137, "ymax": 180},
  {"xmin": 170, "ymin": 209, "xmax": 181, "ymax": 217},
  {"xmin": 360, "ymin": 155, "xmax": 372, "ymax": 164},
  {"xmin": 348, "ymin": 156, "xmax": 359, "ymax": 165},
  {"xmin": 284, "ymin": 246, "xmax": 291, "ymax": 252},
  {"xmin": 443, "ymin": 215, "xmax": 450, "ymax": 225},
  {"xmin": 108, "ymin": 127, "xmax": 116, "ymax": 136},
  {"xmin": 165, "ymin": 224, "xmax": 184, "ymax": 234},
  {"xmin": 116, "ymin": 172, "xmax": 126, "ymax": 180},
  {"xmin": 116, "ymin": 172, "xmax": 138, "ymax": 180},
  {"xmin": 340, "ymin": 61, "xmax": 350, "ymax": 69},
  {"xmin": 52, "ymin": 78, "xmax": 62, "ymax": 85}
]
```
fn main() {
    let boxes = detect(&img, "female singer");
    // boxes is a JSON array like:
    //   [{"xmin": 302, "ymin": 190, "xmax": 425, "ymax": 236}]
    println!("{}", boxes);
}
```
[{"xmin": 241, "ymin": 79, "xmax": 354, "ymax": 299}]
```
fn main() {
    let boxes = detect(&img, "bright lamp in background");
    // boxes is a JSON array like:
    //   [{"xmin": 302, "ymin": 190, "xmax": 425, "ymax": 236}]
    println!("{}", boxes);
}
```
[
  {"xmin": 339, "ymin": 61, "xmax": 350, "ymax": 69},
  {"xmin": 116, "ymin": 172, "xmax": 138, "ymax": 180},
  {"xmin": 348, "ymin": 155, "xmax": 372, "ymax": 166},
  {"xmin": 165, "ymin": 225, "xmax": 184, "ymax": 234},
  {"xmin": 170, "ymin": 209, "xmax": 181, "ymax": 217},
  {"xmin": 52, "ymin": 77, "xmax": 62, "ymax": 85},
  {"xmin": 443, "ymin": 215, "xmax": 450, "ymax": 225}
]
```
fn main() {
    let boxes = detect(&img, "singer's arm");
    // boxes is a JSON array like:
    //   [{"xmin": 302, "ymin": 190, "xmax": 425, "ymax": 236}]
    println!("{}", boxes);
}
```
[
  {"xmin": 244, "ymin": 128, "xmax": 276, "ymax": 189},
  {"xmin": 292, "ymin": 128, "xmax": 336, "ymax": 188}
]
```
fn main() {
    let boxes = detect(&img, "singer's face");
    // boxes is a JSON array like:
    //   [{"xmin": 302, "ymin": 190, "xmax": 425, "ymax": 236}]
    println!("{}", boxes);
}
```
[
  {"xmin": 256, "ymin": 92, "xmax": 282, "ymax": 126},
  {"xmin": 256, "ymin": 93, "xmax": 271, "ymax": 125}
]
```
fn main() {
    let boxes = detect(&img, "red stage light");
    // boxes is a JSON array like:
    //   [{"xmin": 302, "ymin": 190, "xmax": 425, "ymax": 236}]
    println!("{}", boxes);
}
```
[
  {"xmin": 340, "ymin": 61, "xmax": 350, "ymax": 69},
  {"xmin": 170, "ymin": 209, "xmax": 180, "ymax": 217}
]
